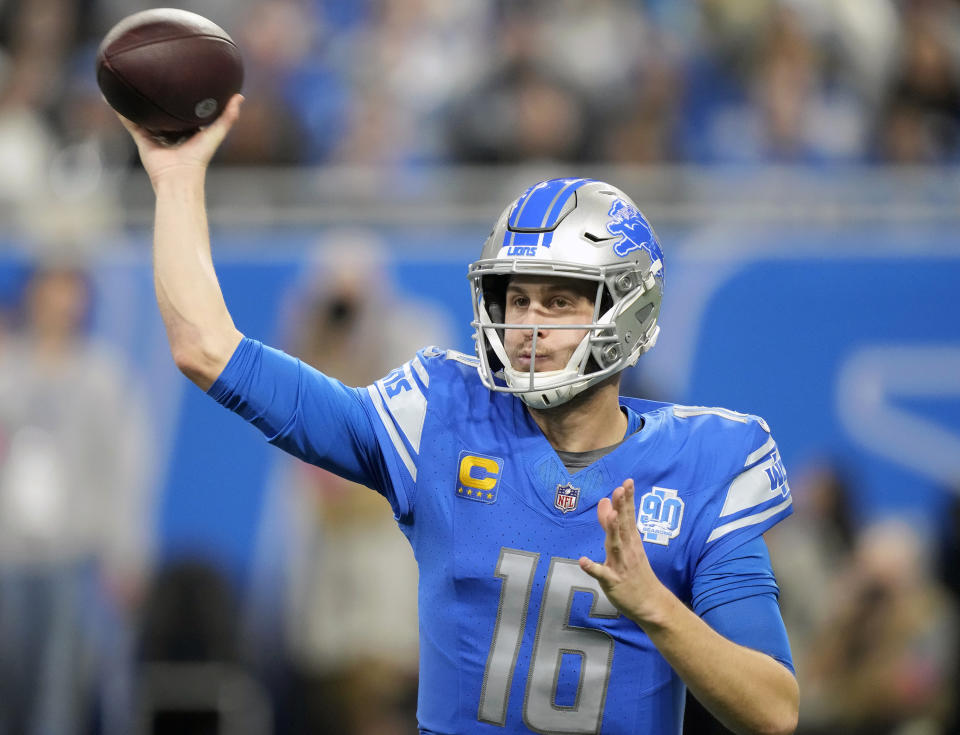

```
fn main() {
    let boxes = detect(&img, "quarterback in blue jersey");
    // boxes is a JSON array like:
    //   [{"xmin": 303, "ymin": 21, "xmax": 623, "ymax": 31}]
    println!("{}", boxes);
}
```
[{"xmin": 120, "ymin": 96, "xmax": 799, "ymax": 735}]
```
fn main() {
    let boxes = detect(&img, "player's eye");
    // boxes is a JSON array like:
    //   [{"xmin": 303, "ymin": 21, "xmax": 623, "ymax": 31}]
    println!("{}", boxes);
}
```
[{"xmin": 508, "ymin": 294, "xmax": 528, "ymax": 308}]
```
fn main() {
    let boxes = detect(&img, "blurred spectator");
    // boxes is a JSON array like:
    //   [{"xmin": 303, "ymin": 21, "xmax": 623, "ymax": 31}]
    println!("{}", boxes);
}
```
[
  {"xmin": 342, "ymin": 0, "xmax": 490, "ymax": 165},
  {"xmin": 0, "ymin": 261, "xmax": 155, "ymax": 735},
  {"xmin": 0, "ymin": 0, "xmax": 126, "ymax": 248},
  {"xmin": 529, "ymin": 0, "xmax": 649, "ymax": 100},
  {"xmin": 135, "ymin": 560, "xmax": 274, "ymax": 735},
  {"xmin": 246, "ymin": 234, "xmax": 452, "ymax": 734},
  {"xmin": 801, "ymin": 519, "xmax": 957, "ymax": 734},
  {"xmin": 938, "ymin": 488, "xmax": 960, "ymax": 735},
  {"xmin": 217, "ymin": 0, "xmax": 313, "ymax": 165},
  {"xmin": 685, "ymin": 3, "xmax": 866, "ymax": 163},
  {"xmin": 873, "ymin": 0, "xmax": 960, "ymax": 163},
  {"xmin": 602, "ymin": 43, "xmax": 684, "ymax": 163},
  {"xmin": 0, "ymin": 0, "xmax": 69, "ymax": 233},
  {"xmin": 766, "ymin": 460, "xmax": 858, "ymax": 733},
  {"xmin": 448, "ymin": 57, "xmax": 593, "ymax": 164},
  {"xmin": 767, "ymin": 461, "xmax": 856, "ymax": 645}
]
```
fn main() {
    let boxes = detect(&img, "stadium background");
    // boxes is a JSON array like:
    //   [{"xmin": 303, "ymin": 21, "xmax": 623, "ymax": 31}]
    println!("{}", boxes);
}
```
[{"xmin": 0, "ymin": 0, "xmax": 958, "ymax": 733}]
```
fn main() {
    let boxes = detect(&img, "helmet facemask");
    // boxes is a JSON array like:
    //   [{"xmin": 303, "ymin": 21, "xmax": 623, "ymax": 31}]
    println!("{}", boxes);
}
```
[{"xmin": 470, "ymin": 261, "xmax": 661, "ymax": 409}]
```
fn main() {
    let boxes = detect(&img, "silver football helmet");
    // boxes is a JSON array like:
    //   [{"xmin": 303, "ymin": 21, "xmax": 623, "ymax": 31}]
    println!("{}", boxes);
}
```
[{"xmin": 469, "ymin": 178, "xmax": 664, "ymax": 409}]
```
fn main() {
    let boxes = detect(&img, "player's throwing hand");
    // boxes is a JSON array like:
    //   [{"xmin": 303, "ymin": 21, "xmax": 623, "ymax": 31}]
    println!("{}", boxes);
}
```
[
  {"xmin": 116, "ymin": 93, "xmax": 244, "ymax": 189},
  {"xmin": 579, "ymin": 479, "xmax": 672, "ymax": 628}
]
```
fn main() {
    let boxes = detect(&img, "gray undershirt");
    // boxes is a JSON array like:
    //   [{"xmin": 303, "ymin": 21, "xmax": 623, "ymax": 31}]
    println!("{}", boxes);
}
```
[
  {"xmin": 556, "ymin": 443, "xmax": 623, "ymax": 472},
  {"xmin": 555, "ymin": 414, "xmax": 644, "ymax": 472}
]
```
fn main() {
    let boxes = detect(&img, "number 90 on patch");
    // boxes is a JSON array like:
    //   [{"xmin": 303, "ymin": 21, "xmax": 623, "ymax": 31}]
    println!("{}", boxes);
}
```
[{"xmin": 637, "ymin": 487, "xmax": 685, "ymax": 546}]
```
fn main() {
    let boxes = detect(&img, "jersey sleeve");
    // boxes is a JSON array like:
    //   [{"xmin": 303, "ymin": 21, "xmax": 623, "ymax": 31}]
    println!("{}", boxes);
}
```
[
  {"xmin": 207, "ymin": 337, "xmax": 411, "ymax": 516},
  {"xmin": 692, "ymin": 536, "xmax": 794, "ymax": 673},
  {"xmin": 698, "ymin": 415, "xmax": 793, "ymax": 569}
]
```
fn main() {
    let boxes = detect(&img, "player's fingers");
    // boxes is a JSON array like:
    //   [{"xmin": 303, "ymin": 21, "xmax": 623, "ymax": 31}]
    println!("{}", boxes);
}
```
[
  {"xmin": 618, "ymin": 479, "xmax": 637, "ymax": 542},
  {"xmin": 204, "ymin": 94, "xmax": 244, "ymax": 139},
  {"xmin": 597, "ymin": 497, "xmax": 614, "ymax": 529},
  {"xmin": 602, "ymin": 492, "xmax": 623, "ymax": 557},
  {"xmin": 610, "ymin": 485, "xmax": 624, "ymax": 514},
  {"xmin": 609, "ymin": 485, "xmax": 629, "ymax": 542},
  {"xmin": 114, "ymin": 111, "xmax": 137, "ymax": 134},
  {"xmin": 579, "ymin": 556, "xmax": 616, "ymax": 585},
  {"xmin": 114, "ymin": 111, "xmax": 152, "ymax": 146},
  {"xmin": 222, "ymin": 93, "xmax": 244, "ymax": 124}
]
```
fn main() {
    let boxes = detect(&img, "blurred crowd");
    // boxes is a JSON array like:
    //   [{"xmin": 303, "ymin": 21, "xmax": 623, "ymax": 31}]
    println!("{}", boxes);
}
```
[
  {"xmin": 0, "ymin": 0, "xmax": 959, "ymax": 177},
  {"xmin": 766, "ymin": 466, "xmax": 960, "ymax": 735}
]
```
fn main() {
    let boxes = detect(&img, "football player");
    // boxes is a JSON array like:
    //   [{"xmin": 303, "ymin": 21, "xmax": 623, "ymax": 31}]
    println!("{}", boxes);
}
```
[{"xmin": 120, "ymin": 95, "xmax": 798, "ymax": 735}]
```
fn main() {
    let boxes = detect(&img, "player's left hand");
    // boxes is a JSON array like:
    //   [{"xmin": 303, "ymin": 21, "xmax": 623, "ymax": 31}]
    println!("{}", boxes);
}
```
[{"xmin": 579, "ymin": 478, "xmax": 672, "ymax": 627}]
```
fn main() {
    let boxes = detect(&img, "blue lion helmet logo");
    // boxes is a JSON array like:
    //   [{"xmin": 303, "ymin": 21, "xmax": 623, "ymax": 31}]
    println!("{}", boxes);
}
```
[{"xmin": 606, "ymin": 199, "xmax": 664, "ymax": 268}]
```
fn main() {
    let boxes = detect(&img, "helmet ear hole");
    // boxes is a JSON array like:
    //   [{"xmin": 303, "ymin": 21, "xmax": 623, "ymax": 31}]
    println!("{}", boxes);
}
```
[
  {"xmin": 635, "ymin": 302, "xmax": 654, "ymax": 327},
  {"xmin": 599, "ymin": 287, "xmax": 613, "ymax": 316}
]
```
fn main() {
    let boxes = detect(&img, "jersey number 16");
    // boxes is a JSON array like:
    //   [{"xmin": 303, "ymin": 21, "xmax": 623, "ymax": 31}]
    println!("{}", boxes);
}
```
[{"xmin": 479, "ymin": 548, "xmax": 620, "ymax": 734}]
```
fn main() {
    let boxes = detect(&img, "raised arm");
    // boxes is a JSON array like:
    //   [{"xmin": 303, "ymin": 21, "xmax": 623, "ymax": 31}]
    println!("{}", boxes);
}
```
[{"xmin": 119, "ymin": 94, "xmax": 245, "ymax": 390}]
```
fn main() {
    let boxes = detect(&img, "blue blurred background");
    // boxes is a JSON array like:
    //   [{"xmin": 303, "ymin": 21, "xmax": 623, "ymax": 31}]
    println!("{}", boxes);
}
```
[{"xmin": 0, "ymin": 0, "xmax": 958, "ymax": 734}]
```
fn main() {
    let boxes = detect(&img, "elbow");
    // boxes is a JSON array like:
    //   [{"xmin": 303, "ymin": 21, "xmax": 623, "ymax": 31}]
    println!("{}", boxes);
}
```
[
  {"xmin": 734, "ymin": 674, "xmax": 798, "ymax": 735},
  {"xmin": 169, "ymin": 329, "xmax": 241, "ymax": 390},
  {"xmin": 739, "ymin": 712, "xmax": 796, "ymax": 735},
  {"xmin": 754, "ymin": 689, "xmax": 799, "ymax": 735},
  {"xmin": 170, "ymin": 342, "xmax": 211, "ymax": 385},
  {"xmin": 762, "ymin": 710, "xmax": 798, "ymax": 735}
]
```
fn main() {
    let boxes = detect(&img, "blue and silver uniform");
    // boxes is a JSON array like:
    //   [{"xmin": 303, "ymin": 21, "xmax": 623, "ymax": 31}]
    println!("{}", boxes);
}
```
[{"xmin": 210, "ymin": 338, "xmax": 794, "ymax": 735}]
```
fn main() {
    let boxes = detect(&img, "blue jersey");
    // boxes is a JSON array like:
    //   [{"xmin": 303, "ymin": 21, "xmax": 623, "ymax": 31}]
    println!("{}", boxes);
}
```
[{"xmin": 210, "ymin": 339, "xmax": 794, "ymax": 735}]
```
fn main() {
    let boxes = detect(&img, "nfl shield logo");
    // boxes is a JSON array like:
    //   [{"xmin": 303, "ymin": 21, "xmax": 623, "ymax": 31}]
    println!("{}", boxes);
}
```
[{"xmin": 555, "ymin": 483, "xmax": 580, "ymax": 513}]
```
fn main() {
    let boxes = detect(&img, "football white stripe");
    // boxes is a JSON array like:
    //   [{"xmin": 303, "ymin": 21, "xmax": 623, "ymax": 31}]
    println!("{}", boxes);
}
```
[
  {"xmin": 745, "ymin": 436, "xmax": 776, "ymax": 466},
  {"xmin": 367, "ymin": 384, "xmax": 417, "ymax": 481},
  {"xmin": 707, "ymin": 498, "xmax": 793, "ymax": 543}
]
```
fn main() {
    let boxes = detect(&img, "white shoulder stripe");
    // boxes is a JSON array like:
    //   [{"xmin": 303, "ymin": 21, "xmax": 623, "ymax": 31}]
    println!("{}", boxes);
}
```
[
  {"xmin": 720, "ymin": 457, "xmax": 784, "ymax": 517},
  {"xmin": 445, "ymin": 349, "xmax": 479, "ymax": 366},
  {"xmin": 412, "ymin": 356, "xmax": 429, "ymax": 387},
  {"xmin": 745, "ymin": 436, "xmax": 776, "ymax": 466},
  {"xmin": 367, "ymin": 385, "xmax": 417, "ymax": 481},
  {"xmin": 375, "ymin": 363, "xmax": 428, "ymax": 453},
  {"xmin": 673, "ymin": 405, "xmax": 749, "ymax": 423},
  {"xmin": 707, "ymin": 497, "xmax": 793, "ymax": 543}
]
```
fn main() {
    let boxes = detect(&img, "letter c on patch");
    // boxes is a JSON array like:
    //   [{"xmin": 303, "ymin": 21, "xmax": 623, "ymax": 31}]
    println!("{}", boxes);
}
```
[{"xmin": 458, "ymin": 455, "xmax": 500, "ymax": 491}]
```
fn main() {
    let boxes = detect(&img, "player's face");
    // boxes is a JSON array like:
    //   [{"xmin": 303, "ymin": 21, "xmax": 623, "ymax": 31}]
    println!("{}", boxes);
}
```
[{"xmin": 503, "ymin": 276, "xmax": 596, "ymax": 373}]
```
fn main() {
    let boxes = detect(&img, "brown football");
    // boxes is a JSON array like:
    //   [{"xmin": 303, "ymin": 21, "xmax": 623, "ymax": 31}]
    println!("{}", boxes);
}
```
[{"xmin": 96, "ymin": 8, "xmax": 243, "ymax": 138}]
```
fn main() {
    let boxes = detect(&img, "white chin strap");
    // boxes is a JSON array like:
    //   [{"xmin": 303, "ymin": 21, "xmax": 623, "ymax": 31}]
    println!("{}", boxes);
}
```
[{"xmin": 491, "ymin": 330, "xmax": 598, "ymax": 409}]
